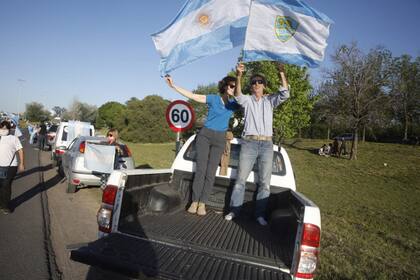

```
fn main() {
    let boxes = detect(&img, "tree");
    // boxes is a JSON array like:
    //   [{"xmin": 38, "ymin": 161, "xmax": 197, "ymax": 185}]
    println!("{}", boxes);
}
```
[
  {"xmin": 63, "ymin": 100, "xmax": 97, "ymax": 123},
  {"xmin": 96, "ymin": 101, "xmax": 126, "ymax": 129},
  {"xmin": 311, "ymin": 81, "xmax": 345, "ymax": 139},
  {"xmin": 122, "ymin": 95, "xmax": 175, "ymax": 143},
  {"xmin": 52, "ymin": 106, "xmax": 66, "ymax": 118},
  {"xmin": 389, "ymin": 55, "xmax": 420, "ymax": 141},
  {"xmin": 24, "ymin": 102, "xmax": 51, "ymax": 122},
  {"xmin": 327, "ymin": 43, "xmax": 392, "ymax": 159}
]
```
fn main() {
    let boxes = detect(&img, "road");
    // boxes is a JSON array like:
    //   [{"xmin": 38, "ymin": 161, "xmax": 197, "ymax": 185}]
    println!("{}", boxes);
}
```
[
  {"xmin": 0, "ymin": 139, "xmax": 59, "ymax": 280},
  {"xmin": 1, "ymin": 139, "xmax": 134, "ymax": 280}
]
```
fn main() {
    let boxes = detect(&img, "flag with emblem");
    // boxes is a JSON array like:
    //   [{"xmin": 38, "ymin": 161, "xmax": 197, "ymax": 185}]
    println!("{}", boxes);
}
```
[
  {"xmin": 152, "ymin": 0, "xmax": 251, "ymax": 76},
  {"xmin": 243, "ymin": 0, "xmax": 333, "ymax": 67}
]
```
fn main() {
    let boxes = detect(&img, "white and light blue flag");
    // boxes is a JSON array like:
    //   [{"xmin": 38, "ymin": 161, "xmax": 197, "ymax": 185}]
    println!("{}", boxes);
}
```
[
  {"xmin": 152, "ymin": 0, "xmax": 251, "ymax": 76},
  {"xmin": 243, "ymin": 0, "xmax": 333, "ymax": 67}
]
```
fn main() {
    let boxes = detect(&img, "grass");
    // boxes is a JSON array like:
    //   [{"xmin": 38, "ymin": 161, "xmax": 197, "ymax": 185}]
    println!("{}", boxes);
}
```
[
  {"xmin": 122, "ymin": 139, "xmax": 420, "ymax": 279},
  {"xmin": 284, "ymin": 139, "xmax": 420, "ymax": 280},
  {"xmin": 125, "ymin": 142, "xmax": 176, "ymax": 169}
]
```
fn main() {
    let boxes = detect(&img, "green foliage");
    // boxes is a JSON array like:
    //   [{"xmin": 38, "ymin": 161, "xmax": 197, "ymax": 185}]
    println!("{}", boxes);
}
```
[
  {"xmin": 389, "ymin": 54, "xmax": 420, "ymax": 140},
  {"xmin": 62, "ymin": 100, "xmax": 97, "ymax": 124},
  {"xmin": 24, "ymin": 102, "xmax": 51, "ymax": 122},
  {"xmin": 96, "ymin": 101, "xmax": 126, "ymax": 129},
  {"xmin": 122, "ymin": 95, "xmax": 175, "ymax": 143}
]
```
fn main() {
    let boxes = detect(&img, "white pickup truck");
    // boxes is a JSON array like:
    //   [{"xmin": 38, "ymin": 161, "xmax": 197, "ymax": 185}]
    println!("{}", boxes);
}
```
[{"xmin": 70, "ymin": 135, "xmax": 321, "ymax": 280}]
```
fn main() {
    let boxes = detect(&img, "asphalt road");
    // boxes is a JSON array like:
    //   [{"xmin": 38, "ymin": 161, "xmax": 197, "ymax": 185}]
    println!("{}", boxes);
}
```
[
  {"xmin": 1, "ymin": 138, "xmax": 136, "ymax": 280},
  {"xmin": 0, "ymin": 139, "xmax": 60, "ymax": 280}
]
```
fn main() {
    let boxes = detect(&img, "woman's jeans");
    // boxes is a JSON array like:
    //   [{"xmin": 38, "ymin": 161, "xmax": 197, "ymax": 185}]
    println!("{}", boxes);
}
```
[
  {"xmin": 229, "ymin": 139, "xmax": 273, "ymax": 218},
  {"xmin": 192, "ymin": 127, "xmax": 226, "ymax": 204}
]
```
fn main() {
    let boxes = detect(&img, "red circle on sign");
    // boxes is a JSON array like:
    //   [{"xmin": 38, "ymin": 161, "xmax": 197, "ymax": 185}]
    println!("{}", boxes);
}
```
[{"xmin": 165, "ymin": 100, "xmax": 195, "ymax": 132}]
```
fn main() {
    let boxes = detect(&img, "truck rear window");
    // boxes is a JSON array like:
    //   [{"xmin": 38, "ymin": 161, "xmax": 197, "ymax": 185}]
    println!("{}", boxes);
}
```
[{"xmin": 183, "ymin": 140, "xmax": 286, "ymax": 176}]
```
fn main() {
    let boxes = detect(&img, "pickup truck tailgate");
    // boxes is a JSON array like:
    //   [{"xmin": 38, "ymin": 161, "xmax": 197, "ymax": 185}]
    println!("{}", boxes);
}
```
[{"xmin": 71, "ymin": 233, "xmax": 292, "ymax": 280}]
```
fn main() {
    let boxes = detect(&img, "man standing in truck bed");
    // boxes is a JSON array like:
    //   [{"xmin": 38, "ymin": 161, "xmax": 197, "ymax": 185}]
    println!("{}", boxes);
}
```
[{"xmin": 225, "ymin": 62, "xmax": 289, "ymax": 226}]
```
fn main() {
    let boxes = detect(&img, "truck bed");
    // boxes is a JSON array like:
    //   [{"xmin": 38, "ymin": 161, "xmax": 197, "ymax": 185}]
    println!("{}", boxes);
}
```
[
  {"xmin": 71, "ymin": 232, "xmax": 292, "ymax": 280},
  {"xmin": 119, "ymin": 208, "xmax": 293, "ymax": 270}
]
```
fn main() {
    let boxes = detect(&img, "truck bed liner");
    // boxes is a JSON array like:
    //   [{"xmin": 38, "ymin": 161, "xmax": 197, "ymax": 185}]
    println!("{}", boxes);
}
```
[
  {"xmin": 71, "ymin": 232, "xmax": 292, "ymax": 280},
  {"xmin": 119, "ymin": 209, "xmax": 293, "ymax": 270}
]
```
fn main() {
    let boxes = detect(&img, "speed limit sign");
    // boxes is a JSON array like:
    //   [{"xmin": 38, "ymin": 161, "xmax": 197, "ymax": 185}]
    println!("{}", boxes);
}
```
[{"xmin": 165, "ymin": 100, "xmax": 195, "ymax": 132}]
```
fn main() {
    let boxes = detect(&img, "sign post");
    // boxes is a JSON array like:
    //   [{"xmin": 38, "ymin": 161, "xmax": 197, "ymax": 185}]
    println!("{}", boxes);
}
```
[{"xmin": 165, "ymin": 100, "xmax": 195, "ymax": 154}]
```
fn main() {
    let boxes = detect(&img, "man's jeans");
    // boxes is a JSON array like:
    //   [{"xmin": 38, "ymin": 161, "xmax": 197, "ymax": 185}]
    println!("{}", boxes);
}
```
[{"xmin": 229, "ymin": 139, "xmax": 273, "ymax": 218}]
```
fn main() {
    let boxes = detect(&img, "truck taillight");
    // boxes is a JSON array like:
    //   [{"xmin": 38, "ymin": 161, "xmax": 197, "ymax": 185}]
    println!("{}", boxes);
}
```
[
  {"xmin": 79, "ymin": 141, "xmax": 86, "ymax": 153},
  {"xmin": 55, "ymin": 149, "xmax": 65, "ymax": 155},
  {"xmin": 295, "ymin": 223, "xmax": 321, "ymax": 279},
  {"xmin": 97, "ymin": 185, "xmax": 118, "ymax": 233}
]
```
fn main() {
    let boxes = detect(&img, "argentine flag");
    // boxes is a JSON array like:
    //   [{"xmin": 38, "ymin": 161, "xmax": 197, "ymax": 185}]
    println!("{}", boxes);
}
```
[
  {"xmin": 152, "ymin": 0, "xmax": 251, "ymax": 76},
  {"xmin": 243, "ymin": 0, "xmax": 333, "ymax": 68}
]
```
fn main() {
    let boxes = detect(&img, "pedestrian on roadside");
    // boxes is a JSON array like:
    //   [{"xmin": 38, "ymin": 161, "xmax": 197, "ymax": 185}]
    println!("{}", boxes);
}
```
[
  {"xmin": 333, "ymin": 138, "xmax": 341, "ymax": 157},
  {"xmin": 225, "ymin": 62, "xmax": 289, "ymax": 226},
  {"xmin": 340, "ymin": 137, "xmax": 347, "ymax": 156},
  {"xmin": 37, "ymin": 122, "xmax": 47, "ymax": 150},
  {"xmin": 165, "ymin": 74, "xmax": 239, "ymax": 216},
  {"xmin": 0, "ymin": 120, "xmax": 25, "ymax": 214}
]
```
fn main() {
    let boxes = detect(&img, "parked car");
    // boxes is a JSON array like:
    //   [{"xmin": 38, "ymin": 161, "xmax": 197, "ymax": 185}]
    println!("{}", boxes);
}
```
[
  {"xmin": 334, "ymin": 133, "xmax": 354, "ymax": 141},
  {"xmin": 61, "ymin": 136, "xmax": 135, "ymax": 193},
  {"xmin": 70, "ymin": 135, "xmax": 321, "ymax": 280},
  {"xmin": 46, "ymin": 124, "xmax": 58, "ymax": 150},
  {"xmin": 52, "ymin": 121, "xmax": 95, "ymax": 175}
]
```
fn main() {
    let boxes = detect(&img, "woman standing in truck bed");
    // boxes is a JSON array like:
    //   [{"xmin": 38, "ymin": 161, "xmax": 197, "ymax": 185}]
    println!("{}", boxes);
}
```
[{"xmin": 165, "ymin": 74, "xmax": 239, "ymax": 216}]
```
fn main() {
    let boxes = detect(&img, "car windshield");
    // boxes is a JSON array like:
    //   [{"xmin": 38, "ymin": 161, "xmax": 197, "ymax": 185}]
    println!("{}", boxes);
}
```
[{"xmin": 183, "ymin": 140, "xmax": 285, "ymax": 175}]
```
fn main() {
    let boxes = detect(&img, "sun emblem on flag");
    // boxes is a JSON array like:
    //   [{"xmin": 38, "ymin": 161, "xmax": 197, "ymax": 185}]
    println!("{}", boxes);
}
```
[
  {"xmin": 274, "ymin": 16, "xmax": 299, "ymax": 42},
  {"xmin": 198, "ymin": 13, "xmax": 210, "ymax": 26}
]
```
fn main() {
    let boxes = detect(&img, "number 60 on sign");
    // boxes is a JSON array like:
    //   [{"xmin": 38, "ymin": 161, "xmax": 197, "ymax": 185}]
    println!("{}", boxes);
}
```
[{"xmin": 165, "ymin": 100, "xmax": 195, "ymax": 132}]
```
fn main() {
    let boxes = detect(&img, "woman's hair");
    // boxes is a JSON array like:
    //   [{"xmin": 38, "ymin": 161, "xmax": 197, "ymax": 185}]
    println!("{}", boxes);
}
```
[
  {"xmin": 107, "ymin": 128, "xmax": 119, "ymax": 141},
  {"xmin": 0, "ymin": 120, "xmax": 11, "ymax": 130},
  {"xmin": 218, "ymin": 76, "xmax": 236, "ymax": 94}
]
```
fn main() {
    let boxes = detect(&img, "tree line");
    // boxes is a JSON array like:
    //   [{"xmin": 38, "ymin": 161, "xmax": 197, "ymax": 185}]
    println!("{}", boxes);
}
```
[{"xmin": 24, "ymin": 43, "xmax": 420, "ymax": 157}]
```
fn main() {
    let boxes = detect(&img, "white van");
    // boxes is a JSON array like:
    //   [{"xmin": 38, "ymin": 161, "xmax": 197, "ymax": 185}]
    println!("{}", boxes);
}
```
[{"xmin": 51, "ymin": 121, "xmax": 94, "ymax": 174}]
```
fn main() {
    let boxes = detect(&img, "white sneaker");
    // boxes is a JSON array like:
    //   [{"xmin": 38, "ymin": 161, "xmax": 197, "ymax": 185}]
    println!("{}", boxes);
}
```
[
  {"xmin": 256, "ymin": 217, "xmax": 268, "ymax": 226},
  {"xmin": 225, "ymin": 212, "xmax": 235, "ymax": 221}
]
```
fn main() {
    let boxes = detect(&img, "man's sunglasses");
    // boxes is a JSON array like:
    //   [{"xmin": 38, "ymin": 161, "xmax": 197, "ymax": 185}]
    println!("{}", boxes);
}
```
[
  {"xmin": 228, "ymin": 84, "xmax": 236, "ymax": 89},
  {"xmin": 107, "ymin": 134, "xmax": 114, "ymax": 137},
  {"xmin": 251, "ymin": 79, "xmax": 264, "ymax": 85}
]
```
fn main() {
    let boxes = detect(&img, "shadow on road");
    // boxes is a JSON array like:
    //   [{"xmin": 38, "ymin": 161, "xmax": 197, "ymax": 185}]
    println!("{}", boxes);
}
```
[
  {"xmin": 10, "ymin": 174, "xmax": 65, "ymax": 211},
  {"xmin": 14, "ymin": 164, "xmax": 54, "ymax": 180}
]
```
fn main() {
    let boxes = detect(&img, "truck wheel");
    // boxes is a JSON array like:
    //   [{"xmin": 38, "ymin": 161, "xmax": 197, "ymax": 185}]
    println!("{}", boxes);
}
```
[{"xmin": 67, "ymin": 182, "xmax": 77, "ymax": 193}]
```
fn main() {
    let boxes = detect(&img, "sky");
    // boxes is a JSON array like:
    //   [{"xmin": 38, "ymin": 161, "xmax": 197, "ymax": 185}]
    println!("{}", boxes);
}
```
[{"xmin": 1, "ymin": 0, "xmax": 420, "ymax": 113}]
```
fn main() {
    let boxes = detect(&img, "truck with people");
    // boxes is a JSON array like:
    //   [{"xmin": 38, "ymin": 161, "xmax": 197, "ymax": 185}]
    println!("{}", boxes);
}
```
[{"xmin": 70, "ymin": 135, "xmax": 322, "ymax": 280}]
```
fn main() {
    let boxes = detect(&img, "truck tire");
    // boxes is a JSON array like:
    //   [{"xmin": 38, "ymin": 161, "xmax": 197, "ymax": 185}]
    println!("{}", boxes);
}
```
[{"xmin": 67, "ymin": 182, "xmax": 77, "ymax": 193}]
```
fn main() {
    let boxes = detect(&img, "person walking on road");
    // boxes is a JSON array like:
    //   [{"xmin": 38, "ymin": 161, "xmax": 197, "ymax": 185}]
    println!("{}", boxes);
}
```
[
  {"xmin": 0, "ymin": 120, "xmax": 25, "ymax": 214},
  {"xmin": 165, "ymin": 74, "xmax": 239, "ymax": 216},
  {"xmin": 225, "ymin": 62, "xmax": 290, "ymax": 226},
  {"xmin": 37, "ymin": 122, "xmax": 47, "ymax": 150}
]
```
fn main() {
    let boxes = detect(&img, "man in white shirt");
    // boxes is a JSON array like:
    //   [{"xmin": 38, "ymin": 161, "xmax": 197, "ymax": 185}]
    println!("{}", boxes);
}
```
[{"xmin": 0, "ymin": 120, "xmax": 25, "ymax": 214}]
